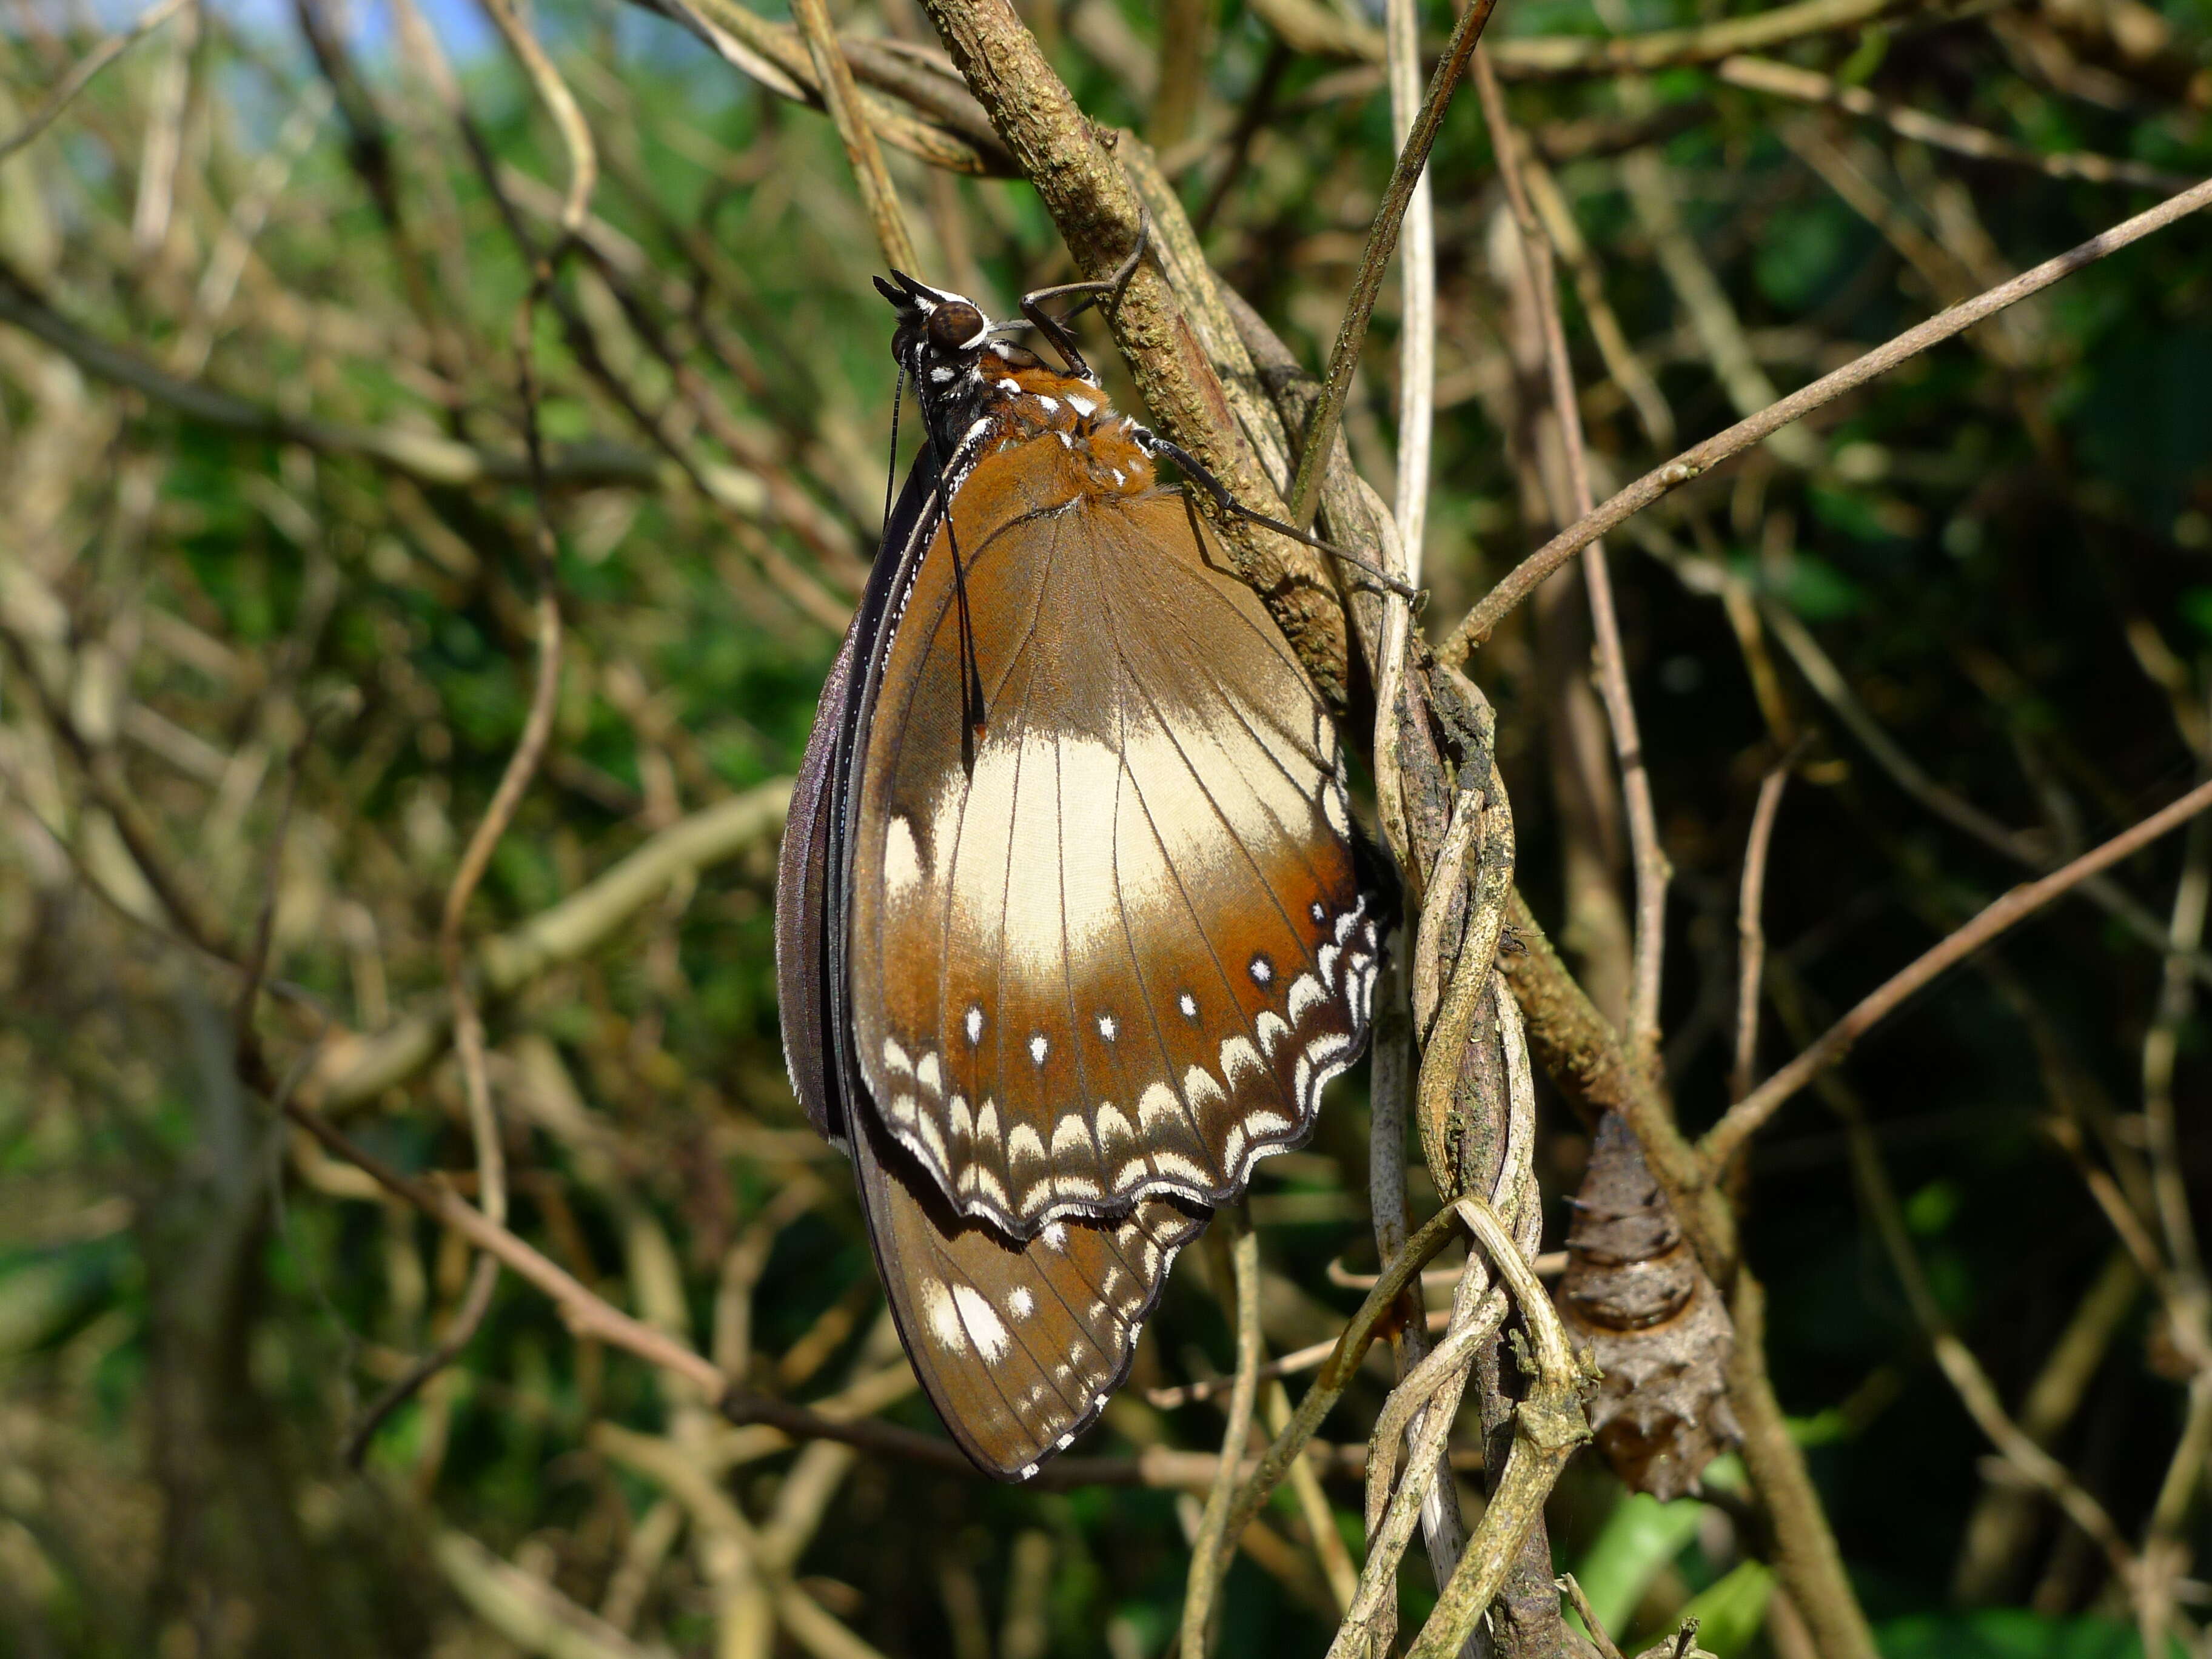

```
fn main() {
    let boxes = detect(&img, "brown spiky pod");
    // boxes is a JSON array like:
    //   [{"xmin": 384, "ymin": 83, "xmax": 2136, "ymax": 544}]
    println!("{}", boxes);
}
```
[{"xmin": 1557, "ymin": 1111, "xmax": 1741, "ymax": 1500}]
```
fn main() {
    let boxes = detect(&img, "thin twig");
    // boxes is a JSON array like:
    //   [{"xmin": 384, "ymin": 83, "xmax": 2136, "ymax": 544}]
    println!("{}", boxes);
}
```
[
  {"xmin": 1146, "ymin": 1309, "xmax": 1458, "ymax": 1407},
  {"xmin": 1732, "ymin": 757, "xmax": 1792, "ymax": 1102},
  {"xmin": 1401, "ymin": 1198, "xmax": 1587, "ymax": 1659},
  {"xmin": 286, "ymin": 1096, "xmax": 726, "ymax": 1395},
  {"xmin": 1441, "ymin": 174, "xmax": 2212, "ymax": 662},
  {"xmin": 1386, "ymin": 0, "xmax": 1435, "ymax": 578},
  {"xmin": 1559, "ymin": 1574, "xmax": 1627, "ymax": 1659},
  {"xmin": 477, "ymin": 0, "xmax": 598, "ymax": 232},
  {"xmin": 1212, "ymin": 1205, "xmax": 1467, "ymax": 1575},
  {"xmin": 0, "ymin": 0, "xmax": 194, "ymax": 162},
  {"xmin": 1519, "ymin": 151, "xmax": 1675, "ymax": 451},
  {"xmin": 1718, "ymin": 55, "xmax": 2197, "ymax": 193},
  {"xmin": 1704, "ymin": 770, "xmax": 2212, "ymax": 1168},
  {"xmin": 1285, "ymin": 0, "xmax": 1500, "ymax": 529},
  {"xmin": 346, "ymin": 277, "xmax": 568, "ymax": 1459},
  {"xmin": 1181, "ymin": 1215, "xmax": 1262, "ymax": 1659},
  {"xmin": 1828, "ymin": 1055, "xmax": 2142, "ymax": 1590},
  {"xmin": 789, "ymin": 0, "xmax": 920, "ymax": 271},
  {"xmin": 1756, "ymin": 595, "xmax": 2212, "ymax": 985},
  {"xmin": 1477, "ymin": 51, "xmax": 1670, "ymax": 1070}
]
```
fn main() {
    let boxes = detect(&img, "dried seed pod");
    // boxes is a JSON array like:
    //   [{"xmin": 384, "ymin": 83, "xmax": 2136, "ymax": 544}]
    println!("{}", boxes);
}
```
[{"xmin": 1557, "ymin": 1112, "xmax": 1741, "ymax": 1500}]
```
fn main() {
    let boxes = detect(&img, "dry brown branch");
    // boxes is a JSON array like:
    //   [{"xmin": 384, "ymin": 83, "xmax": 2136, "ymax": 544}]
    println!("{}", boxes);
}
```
[
  {"xmin": 0, "ymin": 0, "xmax": 193, "ymax": 162},
  {"xmin": 789, "ymin": 0, "xmax": 920, "ymax": 270},
  {"xmin": 1255, "ymin": 0, "xmax": 1920, "ymax": 76},
  {"xmin": 1440, "ymin": 174, "xmax": 2212, "ymax": 662},
  {"xmin": 1494, "ymin": 896, "xmax": 1879, "ymax": 1659},
  {"xmin": 1400, "ymin": 1197, "xmax": 1588, "ymax": 1659},
  {"xmin": 1519, "ymin": 150, "xmax": 1675, "ymax": 451},
  {"xmin": 1212, "ymin": 1204, "xmax": 1466, "ymax": 1570},
  {"xmin": 1704, "ymin": 770, "xmax": 2212, "ymax": 1167},
  {"xmin": 1477, "ymin": 51, "xmax": 1670, "ymax": 1069},
  {"xmin": 1180, "ymin": 1216, "xmax": 1262, "ymax": 1659},
  {"xmin": 1284, "ymin": 0, "xmax": 1498, "ymax": 530},
  {"xmin": 285, "ymin": 1095, "xmax": 729, "ymax": 1399},
  {"xmin": 308, "ymin": 778, "xmax": 793, "ymax": 1111},
  {"xmin": 643, "ymin": 0, "xmax": 1011, "ymax": 172},
  {"xmin": 1733, "ymin": 759, "xmax": 1792, "ymax": 1102},
  {"xmin": 1718, "ymin": 55, "xmax": 2196, "ymax": 192}
]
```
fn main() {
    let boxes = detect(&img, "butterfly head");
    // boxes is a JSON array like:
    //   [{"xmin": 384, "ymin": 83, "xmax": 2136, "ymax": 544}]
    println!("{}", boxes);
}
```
[{"xmin": 875, "ymin": 272, "xmax": 995, "ymax": 383}]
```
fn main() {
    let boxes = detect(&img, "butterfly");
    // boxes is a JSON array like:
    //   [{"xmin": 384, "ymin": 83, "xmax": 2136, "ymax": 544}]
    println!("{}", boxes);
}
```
[{"xmin": 774, "ymin": 247, "xmax": 1380, "ymax": 1479}]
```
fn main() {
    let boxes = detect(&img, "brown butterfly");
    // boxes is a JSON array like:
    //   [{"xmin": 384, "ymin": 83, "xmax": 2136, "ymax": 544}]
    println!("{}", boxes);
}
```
[{"xmin": 776, "ymin": 253, "xmax": 1378, "ymax": 1479}]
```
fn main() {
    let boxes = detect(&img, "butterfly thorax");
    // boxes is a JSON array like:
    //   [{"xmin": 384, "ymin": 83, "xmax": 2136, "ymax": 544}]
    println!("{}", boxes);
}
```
[{"xmin": 882, "ymin": 278, "xmax": 1154, "ymax": 503}]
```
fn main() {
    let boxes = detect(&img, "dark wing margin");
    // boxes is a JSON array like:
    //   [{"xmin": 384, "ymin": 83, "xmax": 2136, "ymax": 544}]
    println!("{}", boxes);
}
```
[
  {"xmin": 852, "ymin": 1108, "xmax": 1205, "ymax": 1480},
  {"xmin": 774, "ymin": 449, "xmax": 944, "ymax": 1147}
]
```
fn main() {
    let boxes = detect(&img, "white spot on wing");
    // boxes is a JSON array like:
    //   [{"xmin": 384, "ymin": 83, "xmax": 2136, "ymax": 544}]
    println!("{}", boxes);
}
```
[
  {"xmin": 1137, "ymin": 1083, "xmax": 1182, "ymax": 1133},
  {"xmin": 1250, "ymin": 954, "xmax": 1273, "ymax": 985},
  {"xmin": 1096, "ymin": 1101, "xmax": 1133, "ymax": 1153},
  {"xmin": 1183, "ymin": 1067, "xmax": 1225, "ymax": 1111},
  {"xmin": 1178, "ymin": 992, "xmax": 1198, "ymax": 1019},
  {"xmin": 916, "ymin": 1051, "xmax": 942, "ymax": 1094},
  {"xmin": 1221, "ymin": 1036, "xmax": 1264, "ymax": 1088},
  {"xmin": 1030, "ymin": 1032, "xmax": 1050, "ymax": 1067},
  {"xmin": 965, "ymin": 1005, "xmax": 984, "ymax": 1045},
  {"xmin": 1010, "ymin": 1286, "xmax": 1035, "ymax": 1319},
  {"xmin": 952, "ymin": 1284, "xmax": 1009, "ymax": 1360},
  {"xmin": 922, "ymin": 1281, "xmax": 966, "ymax": 1352},
  {"xmin": 1098, "ymin": 1013, "xmax": 1118, "ymax": 1041},
  {"xmin": 884, "ymin": 814, "xmax": 922, "ymax": 900},
  {"xmin": 883, "ymin": 1037, "xmax": 913, "ymax": 1076}
]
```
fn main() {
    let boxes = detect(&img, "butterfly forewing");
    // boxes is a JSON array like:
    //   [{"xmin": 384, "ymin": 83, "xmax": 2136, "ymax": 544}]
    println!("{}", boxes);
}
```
[
  {"xmin": 776, "ymin": 459, "xmax": 943, "ymax": 1147},
  {"xmin": 853, "ymin": 1110, "xmax": 1205, "ymax": 1480},
  {"xmin": 846, "ymin": 437, "xmax": 1379, "ymax": 1236}
]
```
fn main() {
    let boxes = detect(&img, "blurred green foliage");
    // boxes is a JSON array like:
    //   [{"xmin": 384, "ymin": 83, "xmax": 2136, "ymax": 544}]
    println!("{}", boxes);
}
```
[{"xmin": 2, "ymin": 0, "xmax": 2211, "ymax": 1649}]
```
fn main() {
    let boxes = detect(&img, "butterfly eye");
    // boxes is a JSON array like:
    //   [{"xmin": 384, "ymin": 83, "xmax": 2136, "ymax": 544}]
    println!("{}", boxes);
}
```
[{"xmin": 927, "ymin": 301, "xmax": 985, "ymax": 355}]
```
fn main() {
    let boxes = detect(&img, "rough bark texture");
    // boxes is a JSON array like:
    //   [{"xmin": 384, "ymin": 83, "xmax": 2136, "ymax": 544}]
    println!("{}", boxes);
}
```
[{"xmin": 1557, "ymin": 1113, "xmax": 1740, "ymax": 1500}]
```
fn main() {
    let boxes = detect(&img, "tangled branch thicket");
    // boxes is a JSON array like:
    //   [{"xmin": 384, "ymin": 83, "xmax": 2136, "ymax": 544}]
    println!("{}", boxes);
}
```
[{"xmin": 2, "ymin": 0, "xmax": 2211, "ymax": 1649}]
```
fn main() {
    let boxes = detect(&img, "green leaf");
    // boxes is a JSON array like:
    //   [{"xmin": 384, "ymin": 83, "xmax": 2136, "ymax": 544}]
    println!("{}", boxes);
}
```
[
  {"xmin": 1666, "ymin": 1561, "xmax": 1772, "ymax": 1658},
  {"xmin": 1879, "ymin": 1610, "xmax": 2180, "ymax": 1659},
  {"xmin": 1567, "ymin": 1492, "xmax": 1706, "ymax": 1640}
]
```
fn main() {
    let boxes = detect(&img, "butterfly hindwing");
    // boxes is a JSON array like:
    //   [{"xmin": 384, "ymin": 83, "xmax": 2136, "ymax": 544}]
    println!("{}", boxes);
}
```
[{"xmin": 853, "ymin": 1106, "xmax": 1205, "ymax": 1480}]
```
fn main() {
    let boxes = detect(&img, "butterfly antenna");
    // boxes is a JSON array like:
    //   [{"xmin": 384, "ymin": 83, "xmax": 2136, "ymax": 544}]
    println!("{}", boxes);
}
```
[
  {"xmin": 913, "ymin": 404, "xmax": 990, "ymax": 768},
  {"xmin": 883, "ymin": 363, "xmax": 906, "ymax": 534}
]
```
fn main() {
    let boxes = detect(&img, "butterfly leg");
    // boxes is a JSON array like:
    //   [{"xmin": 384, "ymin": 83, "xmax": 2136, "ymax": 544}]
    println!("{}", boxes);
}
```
[
  {"xmin": 1131, "ymin": 427, "xmax": 1423, "ymax": 602},
  {"xmin": 1018, "ymin": 209, "xmax": 1153, "ymax": 380}
]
